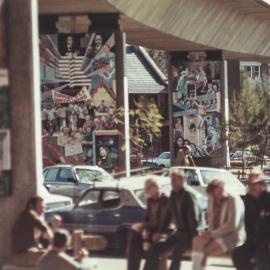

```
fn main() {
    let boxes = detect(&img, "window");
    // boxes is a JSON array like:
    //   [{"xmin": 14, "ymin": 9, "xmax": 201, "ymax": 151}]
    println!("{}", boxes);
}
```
[
  {"xmin": 75, "ymin": 169, "xmax": 111, "ymax": 183},
  {"xmin": 102, "ymin": 191, "xmax": 121, "ymax": 208},
  {"xmin": 58, "ymin": 168, "xmax": 75, "ymax": 183},
  {"xmin": 159, "ymin": 153, "xmax": 171, "ymax": 159},
  {"xmin": 242, "ymin": 64, "xmax": 261, "ymax": 80},
  {"xmin": 44, "ymin": 168, "xmax": 58, "ymax": 182},
  {"xmin": 77, "ymin": 190, "xmax": 100, "ymax": 209},
  {"xmin": 200, "ymin": 170, "xmax": 244, "ymax": 190},
  {"xmin": 185, "ymin": 169, "xmax": 200, "ymax": 186}
]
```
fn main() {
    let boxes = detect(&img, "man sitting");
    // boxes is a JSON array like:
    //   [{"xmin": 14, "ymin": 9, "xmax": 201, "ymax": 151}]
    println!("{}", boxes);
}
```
[
  {"xmin": 192, "ymin": 179, "xmax": 246, "ymax": 270},
  {"xmin": 38, "ymin": 230, "xmax": 84, "ymax": 270},
  {"xmin": 11, "ymin": 196, "xmax": 53, "ymax": 266}
]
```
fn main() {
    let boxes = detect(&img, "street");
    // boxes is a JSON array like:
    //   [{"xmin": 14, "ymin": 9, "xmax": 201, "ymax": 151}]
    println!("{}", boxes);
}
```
[{"xmin": 84, "ymin": 257, "xmax": 236, "ymax": 270}]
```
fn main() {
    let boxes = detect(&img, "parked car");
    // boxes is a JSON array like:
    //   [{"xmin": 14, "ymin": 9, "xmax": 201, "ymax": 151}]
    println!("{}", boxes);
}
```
[
  {"xmin": 230, "ymin": 151, "xmax": 269, "ymax": 167},
  {"xmin": 163, "ymin": 166, "xmax": 246, "ymax": 196},
  {"xmin": 39, "ymin": 185, "xmax": 73, "ymax": 211},
  {"xmin": 141, "ymin": 152, "xmax": 171, "ymax": 168},
  {"xmin": 45, "ymin": 175, "xmax": 207, "ymax": 252},
  {"xmin": 43, "ymin": 165, "xmax": 114, "ymax": 201}
]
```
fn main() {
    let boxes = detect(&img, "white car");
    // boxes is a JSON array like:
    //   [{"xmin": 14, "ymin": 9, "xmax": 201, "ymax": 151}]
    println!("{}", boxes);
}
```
[
  {"xmin": 164, "ymin": 166, "xmax": 246, "ymax": 196},
  {"xmin": 39, "ymin": 185, "xmax": 73, "ymax": 211},
  {"xmin": 141, "ymin": 152, "xmax": 171, "ymax": 168}
]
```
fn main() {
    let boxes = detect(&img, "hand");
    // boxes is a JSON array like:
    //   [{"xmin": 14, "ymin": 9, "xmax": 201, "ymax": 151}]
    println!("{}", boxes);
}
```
[
  {"xmin": 201, "ymin": 231, "xmax": 212, "ymax": 238},
  {"xmin": 152, "ymin": 233, "xmax": 160, "ymax": 242}
]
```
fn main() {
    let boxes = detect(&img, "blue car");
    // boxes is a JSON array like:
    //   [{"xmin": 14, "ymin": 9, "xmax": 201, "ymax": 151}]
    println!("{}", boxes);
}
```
[{"xmin": 46, "ymin": 176, "xmax": 207, "ymax": 252}]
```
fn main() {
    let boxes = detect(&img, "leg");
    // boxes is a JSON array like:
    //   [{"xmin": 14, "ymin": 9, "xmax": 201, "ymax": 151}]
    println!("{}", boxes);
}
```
[
  {"xmin": 192, "ymin": 235, "xmax": 212, "ymax": 270},
  {"xmin": 127, "ymin": 229, "xmax": 143, "ymax": 270},
  {"xmin": 255, "ymin": 240, "xmax": 270, "ymax": 270},
  {"xmin": 232, "ymin": 242, "xmax": 255, "ymax": 270},
  {"xmin": 143, "ymin": 237, "xmax": 177, "ymax": 270},
  {"xmin": 169, "ymin": 234, "xmax": 191, "ymax": 270}
]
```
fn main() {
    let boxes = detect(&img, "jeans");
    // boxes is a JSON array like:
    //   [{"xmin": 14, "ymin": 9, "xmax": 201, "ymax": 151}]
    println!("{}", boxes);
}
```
[
  {"xmin": 143, "ymin": 232, "xmax": 191, "ymax": 270},
  {"xmin": 232, "ymin": 240, "xmax": 270, "ymax": 270},
  {"xmin": 127, "ymin": 230, "xmax": 143, "ymax": 270}
]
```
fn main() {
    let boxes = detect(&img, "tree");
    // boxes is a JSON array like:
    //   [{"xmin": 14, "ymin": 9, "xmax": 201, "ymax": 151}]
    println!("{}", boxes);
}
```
[
  {"xmin": 229, "ymin": 74, "xmax": 270, "ymax": 170},
  {"xmin": 115, "ymin": 99, "xmax": 163, "ymax": 156}
]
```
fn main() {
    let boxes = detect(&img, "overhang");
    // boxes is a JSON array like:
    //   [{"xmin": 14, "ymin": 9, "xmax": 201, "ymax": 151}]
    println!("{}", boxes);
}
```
[{"xmin": 39, "ymin": 0, "xmax": 270, "ymax": 60}]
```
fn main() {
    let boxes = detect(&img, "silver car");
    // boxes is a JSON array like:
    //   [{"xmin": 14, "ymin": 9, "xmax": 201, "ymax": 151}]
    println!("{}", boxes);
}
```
[{"xmin": 43, "ymin": 164, "xmax": 114, "ymax": 201}]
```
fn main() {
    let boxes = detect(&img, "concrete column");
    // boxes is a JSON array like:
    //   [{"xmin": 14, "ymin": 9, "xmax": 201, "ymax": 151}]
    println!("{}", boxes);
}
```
[{"xmin": 0, "ymin": 0, "xmax": 42, "ymax": 263}]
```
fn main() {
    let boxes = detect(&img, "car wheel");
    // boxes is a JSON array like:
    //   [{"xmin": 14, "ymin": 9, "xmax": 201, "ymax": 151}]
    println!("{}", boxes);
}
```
[{"xmin": 159, "ymin": 164, "xmax": 165, "ymax": 168}]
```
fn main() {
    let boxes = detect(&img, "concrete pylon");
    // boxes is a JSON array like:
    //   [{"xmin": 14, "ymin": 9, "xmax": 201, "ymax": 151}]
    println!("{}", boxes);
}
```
[{"xmin": 0, "ymin": 0, "xmax": 42, "ymax": 263}]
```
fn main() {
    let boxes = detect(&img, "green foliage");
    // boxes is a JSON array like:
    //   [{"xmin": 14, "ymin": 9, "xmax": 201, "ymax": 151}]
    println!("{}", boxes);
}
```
[
  {"xmin": 115, "ymin": 99, "xmax": 163, "ymax": 154},
  {"xmin": 229, "ymin": 75, "xmax": 270, "ymax": 166}
]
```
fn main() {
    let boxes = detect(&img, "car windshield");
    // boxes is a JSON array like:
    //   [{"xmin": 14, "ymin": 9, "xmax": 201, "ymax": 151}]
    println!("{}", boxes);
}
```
[
  {"xmin": 159, "ymin": 153, "xmax": 170, "ymax": 159},
  {"xmin": 134, "ymin": 184, "xmax": 171, "ymax": 206},
  {"xmin": 200, "ymin": 170, "xmax": 244, "ymax": 190},
  {"xmin": 75, "ymin": 169, "xmax": 111, "ymax": 183}
]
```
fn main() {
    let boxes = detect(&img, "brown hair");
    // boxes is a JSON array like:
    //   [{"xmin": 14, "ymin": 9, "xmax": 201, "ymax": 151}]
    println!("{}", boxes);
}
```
[
  {"xmin": 169, "ymin": 168, "xmax": 186, "ymax": 179},
  {"xmin": 206, "ymin": 179, "xmax": 225, "ymax": 194},
  {"xmin": 26, "ymin": 196, "xmax": 43, "ymax": 210}
]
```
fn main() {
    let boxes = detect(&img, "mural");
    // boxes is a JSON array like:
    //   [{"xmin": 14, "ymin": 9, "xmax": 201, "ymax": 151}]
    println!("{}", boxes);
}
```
[
  {"xmin": 40, "ymin": 31, "xmax": 118, "ymax": 171},
  {"xmin": 171, "ymin": 52, "xmax": 222, "ymax": 158}
]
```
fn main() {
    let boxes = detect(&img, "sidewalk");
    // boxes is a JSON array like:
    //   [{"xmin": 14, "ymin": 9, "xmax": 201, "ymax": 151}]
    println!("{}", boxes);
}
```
[{"xmin": 86, "ymin": 257, "xmax": 236, "ymax": 270}]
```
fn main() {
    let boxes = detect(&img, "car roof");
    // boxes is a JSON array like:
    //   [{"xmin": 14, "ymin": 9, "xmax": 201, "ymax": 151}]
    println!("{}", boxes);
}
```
[
  {"xmin": 171, "ymin": 166, "xmax": 228, "ymax": 172},
  {"xmin": 93, "ymin": 175, "xmax": 171, "ymax": 191},
  {"xmin": 44, "ymin": 164, "xmax": 106, "ymax": 172}
]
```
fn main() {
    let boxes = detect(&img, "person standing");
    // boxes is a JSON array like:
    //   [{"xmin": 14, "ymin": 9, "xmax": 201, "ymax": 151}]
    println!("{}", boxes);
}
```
[
  {"xmin": 192, "ymin": 180, "xmax": 246, "ymax": 270},
  {"xmin": 232, "ymin": 173, "xmax": 270, "ymax": 270},
  {"xmin": 175, "ymin": 145, "xmax": 196, "ymax": 166},
  {"xmin": 143, "ymin": 169, "xmax": 200, "ymax": 270},
  {"xmin": 127, "ymin": 177, "xmax": 169, "ymax": 270}
]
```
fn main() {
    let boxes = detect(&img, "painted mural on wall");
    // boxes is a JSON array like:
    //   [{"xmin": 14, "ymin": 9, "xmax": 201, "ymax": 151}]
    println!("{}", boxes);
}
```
[
  {"xmin": 171, "ymin": 52, "xmax": 222, "ymax": 158},
  {"xmin": 40, "ymin": 31, "xmax": 118, "ymax": 171},
  {"xmin": 0, "ymin": 69, "xmax": 11, "ymax": 195}
]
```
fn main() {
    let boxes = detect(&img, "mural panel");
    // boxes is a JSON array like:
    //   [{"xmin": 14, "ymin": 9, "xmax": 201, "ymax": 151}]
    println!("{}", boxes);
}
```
[
  {"xmin": 171, "ymin": 52, "xmax": 222, "ymax": 159},
  {"xmin": 40, "ymin": 31, "xmax": 118, "ymax": 171}
]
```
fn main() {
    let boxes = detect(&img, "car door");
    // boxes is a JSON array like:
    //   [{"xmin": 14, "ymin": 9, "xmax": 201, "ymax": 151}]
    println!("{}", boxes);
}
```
[
  {"xmin": 54, "ymin": 168, "xmax": 77, "ymax": 198},
  {"xmin": 43, "ymin": 167, "xmax": 59, "ymax": 193},
  {"xmin": 69, "ymin": 190, "xmax": 101, "ymax": 233},
  {"xmin": 95, "ymin": 190, "xmax": 122, "ymax": 235}
]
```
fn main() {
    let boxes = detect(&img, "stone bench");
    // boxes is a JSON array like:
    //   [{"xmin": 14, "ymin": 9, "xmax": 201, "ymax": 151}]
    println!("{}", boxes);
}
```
[{"xmin": 159, "ymin": 250, "xmax": 232, "ymax": 270}]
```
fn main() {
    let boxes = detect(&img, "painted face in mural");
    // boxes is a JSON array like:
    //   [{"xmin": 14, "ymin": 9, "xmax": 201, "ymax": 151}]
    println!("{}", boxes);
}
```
[{"xmin": 95, "ymin": 35, "xmax": 103, "ymax": 49}]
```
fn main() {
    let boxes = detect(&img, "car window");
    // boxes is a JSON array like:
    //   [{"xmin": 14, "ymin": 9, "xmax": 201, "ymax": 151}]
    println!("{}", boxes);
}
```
[
  {"xmin": 185, "ymin": 169, "xmax": 200, "ymax": 186},
  {"xmin": 200, "ymin": 170, "xmax": 243, "ymax": 189},
  {"xmin": 44, "ymin": 168, "xmax": 58, "ymax": 182},
  {"xmin": 159, "ymin": 153, "xmax": 170, "ymax": 159},
  {"xmin": 57, "ymin": 168, "xmax": 75, "ymax": 183},
  {"xmin": 102, "ymin": 191, "xmax": 121, "ymax": 209},
  {"xmin": 75, "ymin": 169, "xmax": 109, "ymax": 183},
  {"xmin": 77, "ymin": 190, "xmax": 100, "ymax": 209}
]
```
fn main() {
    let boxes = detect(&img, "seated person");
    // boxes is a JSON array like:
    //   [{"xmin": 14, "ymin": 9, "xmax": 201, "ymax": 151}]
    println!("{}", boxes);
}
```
[
  {"xmin": 38, "ymin": 229, "xmax": 84, "ymax": 270},
  {"xmin": 11, "ymin": 196, "xmax": 53, "ymax": 266},
  {"xmin": 127, "ymin": 177, "xmax": 169, "ymax": 270},
  {"xmin": 191, "ymin": 180, "xmax": 246, "ymax": 270}
]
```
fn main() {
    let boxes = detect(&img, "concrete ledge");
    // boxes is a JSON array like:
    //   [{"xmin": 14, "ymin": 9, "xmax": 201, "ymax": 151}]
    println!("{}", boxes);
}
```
[{"xmin": 2, "ymin": 265, "xmax": 36, "ymax": 270}]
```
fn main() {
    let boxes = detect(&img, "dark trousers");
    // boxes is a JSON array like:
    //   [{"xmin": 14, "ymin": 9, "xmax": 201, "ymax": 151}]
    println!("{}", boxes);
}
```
[
  {"xmin": 127, "ymin": 230, "xmax": 143, "ymax": 270},
  {"xmin": 232, "ymin": 240, "xmax": 270, "ymax": 270},
  {"xmin": 143, "ymin": 232, "xmax": 191, "ymax": 270}
]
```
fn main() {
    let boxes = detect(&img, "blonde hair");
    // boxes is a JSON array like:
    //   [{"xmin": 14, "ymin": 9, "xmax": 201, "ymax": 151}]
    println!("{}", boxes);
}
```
[
  {"xmin": 144, "ymin": 176, "xmax": 160, "ymax": 191},
  {"xmin": 206, "ymin": 179, "xmax": 225, "ymax": 194},
  {"xmin": 169, "ymin": 168, "xmax": 186, "ymax": 179}
]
